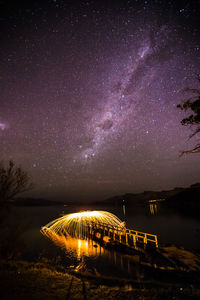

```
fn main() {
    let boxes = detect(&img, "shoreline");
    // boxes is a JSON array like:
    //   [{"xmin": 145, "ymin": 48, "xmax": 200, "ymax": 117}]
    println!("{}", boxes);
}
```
[{"xmin": 1, "ymin": 259, "xmax": 200, "ymax": 299}]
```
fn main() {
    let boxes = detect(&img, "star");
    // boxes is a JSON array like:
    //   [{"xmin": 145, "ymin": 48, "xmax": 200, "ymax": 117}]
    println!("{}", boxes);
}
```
[
  {"xmin": 0, "ymin": 0, "xmax": 200, "ymax": 201},
  {"xmin": 0, "ymin": 122, "xmax": 7, "ymax": 131}
]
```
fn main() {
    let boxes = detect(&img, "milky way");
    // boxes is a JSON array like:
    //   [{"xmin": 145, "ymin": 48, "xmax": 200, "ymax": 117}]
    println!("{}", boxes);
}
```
[
  {"xmin": 1, "ymin": 1, "xmax": 200, "ymax": 201},
  {"xmin": 77, "ymin": 24, "xmax": 174, "ymax": 163}
]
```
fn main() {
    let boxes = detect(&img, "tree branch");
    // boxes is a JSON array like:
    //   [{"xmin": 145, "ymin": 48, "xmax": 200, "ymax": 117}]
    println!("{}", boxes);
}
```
[
  {"xmin": 179, "ymin": 144, "xmax": 200, "ymax": 157},
  {"xmin": 0, "ymin": 161, "xmax": 33, "ymax": 203}
]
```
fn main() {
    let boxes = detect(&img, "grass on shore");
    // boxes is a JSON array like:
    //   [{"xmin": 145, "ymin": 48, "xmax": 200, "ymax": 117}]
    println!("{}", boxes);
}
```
[{"xmin": 1, "ymin": 259, "xmax": 200, "ymax": 300}]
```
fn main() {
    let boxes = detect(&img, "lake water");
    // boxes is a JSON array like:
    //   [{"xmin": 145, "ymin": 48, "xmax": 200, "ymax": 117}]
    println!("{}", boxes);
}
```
[{"xmin": 7, "ymin": 203, "xmax": 200, "ymax": 279}]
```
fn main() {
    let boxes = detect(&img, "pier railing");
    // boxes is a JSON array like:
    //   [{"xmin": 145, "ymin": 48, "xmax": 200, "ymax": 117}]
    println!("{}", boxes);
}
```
[
  {"xmin": 125, "ymin": 228, "xmax": 158, "ymax": 248},
  {"xmin": 86, "ymin": 221, "xmax": 158, "ymax": 249}
]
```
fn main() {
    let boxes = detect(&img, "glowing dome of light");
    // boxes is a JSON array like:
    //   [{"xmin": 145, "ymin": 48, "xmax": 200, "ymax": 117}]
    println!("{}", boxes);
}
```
[{"xmin": 41, "ymin": 210, "xmax": 125, "ymax": 237}]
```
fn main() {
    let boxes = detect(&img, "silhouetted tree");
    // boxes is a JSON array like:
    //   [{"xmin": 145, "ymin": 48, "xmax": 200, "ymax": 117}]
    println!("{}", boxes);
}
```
[
  {"xmin": 0, "ymin": 161, "xmax": 32, "ymax": 259},
  {"xmin": 177, "ymin": 76, "xmax": 200, "ymax": 155},
  {"xmin": 0, "ymin": 160, "xmax": 33, "ymax": 207}
]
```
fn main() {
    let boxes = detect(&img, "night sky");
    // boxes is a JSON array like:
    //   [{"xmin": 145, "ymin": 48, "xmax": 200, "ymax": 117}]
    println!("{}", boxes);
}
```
[{"xmin": 1, "ymin": 0, "xmax": 200, "ymax": 201}]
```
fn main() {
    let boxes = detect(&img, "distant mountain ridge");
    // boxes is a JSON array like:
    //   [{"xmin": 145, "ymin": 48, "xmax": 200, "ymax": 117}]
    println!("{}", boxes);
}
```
[
  {"xmin": 98, "ymin": 183, "xmax": 200, "ymax": 207},
  {"xmin": 9, "ymin": 182, "xmax": 200, "ymax": 208},
  {"xmin": 164, "ymin": 183, "xmax": 200, "ymax": 208}
]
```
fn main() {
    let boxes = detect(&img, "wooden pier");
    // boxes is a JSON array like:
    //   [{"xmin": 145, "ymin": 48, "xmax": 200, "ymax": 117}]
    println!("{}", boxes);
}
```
[
  {"xmin": 42, "ymin": 211, "xmax": 158, "ymax": 250},
  {"xmin": 82, "ymin": 221, "xmax": 158, "ymax": 249}
]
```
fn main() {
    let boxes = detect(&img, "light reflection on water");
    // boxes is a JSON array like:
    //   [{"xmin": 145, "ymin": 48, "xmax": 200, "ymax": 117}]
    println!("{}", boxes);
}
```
[
  {"xmin": 149, "ymin": 203, "xmax": 158, "ymax": 215},
  {"xmin": 10, "ymin": 204, "xmax": 200, "ymax": 278},
  {"xmin": 42, "ymin": 229, "xmax": 105, "ymax": 260},
  {"xmin": 42, "ymin": 228, "xmax": 142, "ymax": 278}
]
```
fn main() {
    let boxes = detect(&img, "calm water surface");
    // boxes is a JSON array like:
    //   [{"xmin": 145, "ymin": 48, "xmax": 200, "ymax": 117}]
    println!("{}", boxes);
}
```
[{"xmin": 9, "ymin": 204, "xmax": 200, "ymax": 279}]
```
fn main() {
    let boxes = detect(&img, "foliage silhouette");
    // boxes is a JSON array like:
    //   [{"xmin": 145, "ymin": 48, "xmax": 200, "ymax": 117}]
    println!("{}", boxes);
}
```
[
  {"xmin": 0, "ymin": 161, "xmax": 32, "ymax": 259},
  {"xmin": 177, "ymin": 76, "xmax": 200, "ymax": 155},
  {"xmin": 0, "ymin": 160, "xmax": 33, "ymax": 206}
]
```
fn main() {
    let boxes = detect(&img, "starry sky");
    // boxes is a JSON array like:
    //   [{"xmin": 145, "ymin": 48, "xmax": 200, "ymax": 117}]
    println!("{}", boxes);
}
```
[{"xmin": 1, "ymin": 0, "xmax": 200, "ymax": 201}]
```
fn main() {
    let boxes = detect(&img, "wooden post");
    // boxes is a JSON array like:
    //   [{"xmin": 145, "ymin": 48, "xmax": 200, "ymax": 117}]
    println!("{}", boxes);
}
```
[
  {"xmin": 133, "ymin": 234, "xmax": 136, "ymax": 247},
  {"xmin": 155, "ymin": 236, "xmax": 158, "ymax": 248},
  {"xmin": 125, "ymin": 233, "xmax": 128, "ymax": 245},
  {"xmin": 144, "ymin": 234, "xmax": 147, "ymax": 245}
]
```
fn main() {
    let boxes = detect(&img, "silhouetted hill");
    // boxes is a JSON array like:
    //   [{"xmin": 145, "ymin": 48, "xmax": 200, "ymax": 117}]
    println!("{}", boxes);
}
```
[
  {"xmin": 10, "ymin": 183, "xmax": 200, "ymax": 208},
  {"xmin": 96, "ymin": 183, "xmax": 200, "ymax": 208},
  {"xmin": 98, "ymin": 188, "xmax": 184, "ymax": 206},
  {"xmin": 165, "ymin": 184, "xmax": 200, "ymax": 208},
  {"xmin": 190, "ymin": 182, "xmax": 200, "ymax": 189}
]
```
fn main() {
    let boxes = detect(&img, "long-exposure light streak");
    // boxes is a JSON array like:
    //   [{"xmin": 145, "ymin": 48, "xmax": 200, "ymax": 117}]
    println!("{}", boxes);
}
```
[{"xmin": 41, "ymin": 210, "xmax": 125, "ymax": 237}]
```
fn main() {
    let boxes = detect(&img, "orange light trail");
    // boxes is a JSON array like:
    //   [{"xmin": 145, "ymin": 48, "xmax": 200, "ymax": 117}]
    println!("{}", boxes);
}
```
[{"xmin": 41, "ymin": 210, "xmax": 125, "ymax": 237}]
